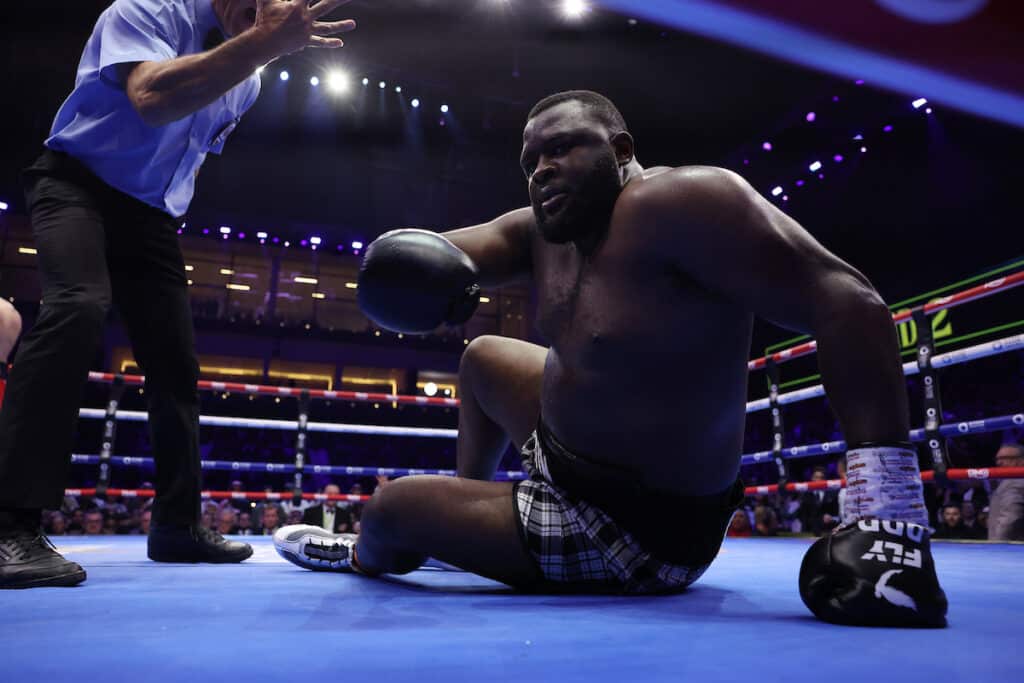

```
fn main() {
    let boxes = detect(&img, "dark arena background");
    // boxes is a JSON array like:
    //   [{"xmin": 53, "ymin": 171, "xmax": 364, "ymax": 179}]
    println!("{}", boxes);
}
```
[{"xmin": 0, "ymin": 1, "xmax": 1022, "ymax": 681}]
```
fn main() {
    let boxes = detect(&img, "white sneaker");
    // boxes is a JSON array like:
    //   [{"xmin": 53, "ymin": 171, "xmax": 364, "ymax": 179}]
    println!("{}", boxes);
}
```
[{"xmin": 273, "ymin": 525, "xmax": 358, "ymax": 572}]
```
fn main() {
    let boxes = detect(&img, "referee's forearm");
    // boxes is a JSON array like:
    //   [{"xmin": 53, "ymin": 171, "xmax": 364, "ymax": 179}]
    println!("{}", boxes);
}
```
[{"xmin": 127, "ymin": 30, "xmax": 270, "ymax": 127}]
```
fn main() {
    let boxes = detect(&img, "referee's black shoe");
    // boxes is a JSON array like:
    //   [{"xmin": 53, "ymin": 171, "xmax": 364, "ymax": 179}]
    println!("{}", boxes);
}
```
[
  {"xmin": 147, "ymin": 524, "xmax": 253, "ymax": 563},
  {"xmin": 0, "ymin": 510, "xmax": 86, "ymax": 589}
]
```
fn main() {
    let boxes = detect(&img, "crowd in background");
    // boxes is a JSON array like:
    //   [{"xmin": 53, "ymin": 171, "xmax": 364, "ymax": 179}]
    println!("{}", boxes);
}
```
[
  {"xmin": 728, "ymin": 441, "xmax": 1024, "ymax": 542},
  {"xmin": 40, "ymin": 478, "xmax": 385, "ymax": 539},
  {"xmin": 40, "ymin": 441, "xmax": 1024, "ymax": 543}
]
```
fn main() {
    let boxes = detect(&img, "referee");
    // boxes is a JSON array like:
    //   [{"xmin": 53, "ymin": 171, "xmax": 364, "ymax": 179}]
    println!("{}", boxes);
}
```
[{"xmin": 0, "ymin": 0, "xmax": 356, "ymax": 588}]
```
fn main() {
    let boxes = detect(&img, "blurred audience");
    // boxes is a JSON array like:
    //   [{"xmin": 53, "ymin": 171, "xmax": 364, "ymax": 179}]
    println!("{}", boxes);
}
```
[
  {"xmin": 217, "ymin": 508, "xmax": 238, "ymax": 535},
  {"xmin": 727, "ymin": 509, "xmax": 753, "ymax": 537},
  {"xmin": 989, "ymin": 443, "xmax": 1024, "ymax": 541},
  {"xmin": 933, "ymin": 504, "xmax": 984, "ymax": 540},
  {"xmin": 796, "ymin": 467, "xmax": 840, "ymax": 536},
  {"xmin": 302, "ymin": 483, "xmax": 353, "ymax": 533},
  {"xmin": 261, "ymin": 505, "xmax": 283, "ymax": 535}
]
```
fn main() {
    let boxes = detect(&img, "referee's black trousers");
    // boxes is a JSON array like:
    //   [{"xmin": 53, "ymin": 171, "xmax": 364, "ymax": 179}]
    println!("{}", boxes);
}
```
[{"xmin": 0, "ymin": 150, "xmax": 201, "ymax": 526}]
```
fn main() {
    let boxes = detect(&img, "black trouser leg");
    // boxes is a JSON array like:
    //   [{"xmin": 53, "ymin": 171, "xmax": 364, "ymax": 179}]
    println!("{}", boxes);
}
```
[
  {"xmin": 109, "ymin": 207, "xmax": 200, "ymax": 527},
  {"xmin": 0, "ymin": 194, "xmax": 111, "ymax": 510}
]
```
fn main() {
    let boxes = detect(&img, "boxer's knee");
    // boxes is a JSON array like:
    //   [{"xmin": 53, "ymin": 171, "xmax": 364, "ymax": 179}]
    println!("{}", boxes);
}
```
[
  {"xmin": 458, "ymin": 335, "xmax": 510, "ymax": 403},
  {"xmin": 358, "ymin": 478, "xmax": 432, "ymax": 573},
  {"xmin": 0, "ymin": 299, "xmax": 23, "ymax": 361}
]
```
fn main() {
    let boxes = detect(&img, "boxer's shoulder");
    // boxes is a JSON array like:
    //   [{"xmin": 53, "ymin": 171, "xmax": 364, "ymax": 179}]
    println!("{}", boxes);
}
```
[{"xmin": 618, "ymin": 165, "xmax": 757, "ymax": 242}]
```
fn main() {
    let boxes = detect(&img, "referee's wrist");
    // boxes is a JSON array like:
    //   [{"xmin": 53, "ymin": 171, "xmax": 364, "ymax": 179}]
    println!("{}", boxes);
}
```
[{"xmin": 227, "ymin": 27, "xmax": 278, "ymax": 73}]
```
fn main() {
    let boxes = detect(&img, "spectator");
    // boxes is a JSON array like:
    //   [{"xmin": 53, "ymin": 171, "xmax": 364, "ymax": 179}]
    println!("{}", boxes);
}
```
[
  {"xmin": 228, "ymin": 480, "xmax": 249, "ymax": 513},
  {"xmin": 67, "ymin": 509, "xmax": 85, "ymax": 535},
  {"xmin": 47, "ymin": 511, "xmax": 67, "ymax": 536},
  {"xmin": 977, "ymin": 506, "xmax": 990, "ymax": 535},
  {"xmin": 83, "ymin": 510, "xmax": 104, "ymax": 535},
  {"xmin": 727, "ymin": 509, "xmax": 753, "ymax": 537},
  {"xmin": 102, "ymin": 515, "xmax": 119, "ymax": 535},
  {"xmin": 797, "ymin": 467, "xmax": 840, "ymax": 536},
  {"xmin": 236, "ymin": 512, "xmax": 254, "ymax": 536},
  {"xmin": 260, "ymin": 505, "xmax": 283, "ymax": 535},
  {"xmin": 933, "ymin": 504, "xmax": 983, "ymax": 539},
  {"xmin": 287, "ymin": 509, "xmax": 303, "ymax": 526},
  {"xmin": 989, "ymin": 443, "xmax": 1024, "ymax": 541},
  {"xmin": 753, "ymin": 502, "xmax": 779, "ymax": 536},
  {"xmin": 960, "ymin": 500, "xmax": 984, "ymax": 538},
  {"xmin": 301, "ymin": 484, "xmax": 353, "ymax": 533},
  {"xmin": 217, "ymin": 508, "xmax": 238, "ymax": 535},
  {"xmin": 836, "ymin": 456, "xmax": 848, "ymax": 522}
]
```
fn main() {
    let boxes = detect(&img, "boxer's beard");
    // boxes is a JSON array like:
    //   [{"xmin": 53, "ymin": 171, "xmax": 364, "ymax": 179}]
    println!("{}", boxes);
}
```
[{"xmin": 534, "ymin": 151, "xmax": 623, "ymax": 245}]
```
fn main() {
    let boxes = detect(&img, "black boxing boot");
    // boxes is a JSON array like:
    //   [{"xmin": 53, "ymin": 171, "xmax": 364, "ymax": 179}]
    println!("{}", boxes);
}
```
[
  {"xmin": 799, "ymin": 519, "xmax": 947, "ymax": 627},
  {"xmin": 147, "ymin": 523, "xmax": 253, "ymax": 563},
  {"xmin": 0, "ymin": 507, "xmax": 87, "ymax": 589}
]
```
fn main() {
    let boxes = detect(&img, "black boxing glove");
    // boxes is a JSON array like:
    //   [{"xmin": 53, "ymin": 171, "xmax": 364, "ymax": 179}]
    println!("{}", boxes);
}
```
[
  {"xmin": 357, "ymin": 229, "xmax": 481, "ymax": 334},
  {"xmin": 799, "ymin": 518, "xmax": 947, "ymax": 627}
]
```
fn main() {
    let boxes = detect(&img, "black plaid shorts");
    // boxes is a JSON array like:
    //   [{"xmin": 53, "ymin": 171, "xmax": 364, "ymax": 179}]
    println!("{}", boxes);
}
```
[{"xmin": 512, "ymin": 429, "xmax": 722, "ymax": 594}]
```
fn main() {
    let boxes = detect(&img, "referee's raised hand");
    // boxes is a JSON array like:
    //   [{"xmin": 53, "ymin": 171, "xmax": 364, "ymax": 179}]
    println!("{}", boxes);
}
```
[{"xmin": 253, "ymin": 0, "xmax": 357, "ymax": 56}]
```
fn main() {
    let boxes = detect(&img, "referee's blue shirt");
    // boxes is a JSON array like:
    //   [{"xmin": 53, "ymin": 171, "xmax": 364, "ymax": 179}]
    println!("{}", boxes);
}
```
[{"xmin": 45, "ymin": 0, "xmax": 261, "ymax": 217}]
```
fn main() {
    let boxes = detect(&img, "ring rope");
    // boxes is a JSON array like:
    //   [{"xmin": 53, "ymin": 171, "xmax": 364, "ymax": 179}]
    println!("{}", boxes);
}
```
[
  {"xmin": 68, "ymin": 455, "xmax": 526, "ymax": 480},
  {"xmin": 741, "ymin": 411, "xmax": 1023, "ymax": 465},
  {"xmin": 746, "ymin": 467, "xmax": 1024, "ymax": 496},
  {"xmin": 86, "ymin": 372, "xmax": 462, "ymax": 408},
  {"xmin": 68, "ymin": 410, "xmax": 1022, "ymax": 479},
  {"xmin": 65, "ymin": 488, "xmax": 371, "ymax": 502},
  {"xmin": 745, "ymin": 332, "xmax": 1024, "ymax": 413},
  {"xmin": 61, "ymin": 466, "xmax": 1024, "ymax": 504},
  {"xmin": 76, "ymin": 410, "xmax": 458, "ymax": 438},
  {"xmin": 747, "ymin": 270, "xmax": 1024, "ymax": 371}
]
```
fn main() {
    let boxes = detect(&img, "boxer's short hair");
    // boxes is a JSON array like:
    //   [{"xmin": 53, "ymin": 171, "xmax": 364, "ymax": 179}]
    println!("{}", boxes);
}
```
[{"xmin": 528, "ymin": 90, "xmax": 627, "ymax": 135}]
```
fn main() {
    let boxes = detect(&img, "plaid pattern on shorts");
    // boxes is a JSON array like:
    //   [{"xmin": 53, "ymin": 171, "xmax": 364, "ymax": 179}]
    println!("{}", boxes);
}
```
[{"xmin": 514, "ymin": 430, "xmax": 711, "ymax": 594}]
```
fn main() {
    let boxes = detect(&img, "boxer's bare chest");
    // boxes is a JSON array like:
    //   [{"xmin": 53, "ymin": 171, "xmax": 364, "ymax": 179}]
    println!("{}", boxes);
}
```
[{"xmin": 532, "ymin": 220, "xmax": 724, "ymax": 368}]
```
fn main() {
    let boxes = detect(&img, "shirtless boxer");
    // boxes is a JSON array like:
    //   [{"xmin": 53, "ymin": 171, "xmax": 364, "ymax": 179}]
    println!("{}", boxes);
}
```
[
  {"xmin": 275, "ymin": 91, "xmax": 946, "ymax": 627},
  {"xmin": 0, "ymin": 300, "xmax": 22, "ymax": 407}
]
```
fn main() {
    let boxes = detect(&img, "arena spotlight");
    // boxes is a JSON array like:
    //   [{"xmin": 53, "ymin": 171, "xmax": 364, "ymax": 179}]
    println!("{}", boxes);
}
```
[
  {"xmin": 310, "ymin": 76, "xmax": 320, "ymax": 87},
  {"xmin": 351, "ymin": 240, "xmax": 364, "ymax": 250},
  {"xmin": 379, "ymin": 81, "xmax": 386, "ymax": 89},
  {"xmin": 0, "ymin": 201, "xmax": 7, "ymax": 212},
  {"xmin": 310, "ymin": 236, "xmax": 322, "ymax": 246},
  {"xmin": 423, "ymin": 382, "xmax": 438, "ymax": 397},
  {"xmin": 561, "ymin": 0, "xmax": 588, "ymax": 19},
  {"xmin": 279, "ymin": 70, "xmax": 289, "ymax": 81},
  {"xmin": 805, "ymin": 111, "xmax": 816, "ymax": 122},
  {"xmin": 256, "ymin": 231, "xmax": 268, "ymax": 240},
  {"xmin": 362, "ymin": 77, "xmax": 369, "ymax": 86},
  {"xmin": 762, "ymin": 141, "xmax": 772, "ymax": 151},
  {"xmin": 809, "ymin": 160, "xmax": 822, "ymax": 172},
  {"xmin": 395, "ymin": 85, "xmax": 402, "ymax": 93},
  {"xmin": 219, "ymin": 226, "xmax": 232, "ymax": 235},
  {"xmin": 912, "ymin": 98, "xmax": 928, "ymax": 110},
  {"xmin": 411, "ymin": 98, "xmax": 420, "ymax": 108},
  {"xmin": 327, "ymin": 70, "xmax": 350, "ymax": 94},
  {"xmin": 771, "ymin": 186, "xmax": 783, "ymax": 197},
  {"xmin": 440, "ymin": 104, "xmax": 449, "ymax": 113}
]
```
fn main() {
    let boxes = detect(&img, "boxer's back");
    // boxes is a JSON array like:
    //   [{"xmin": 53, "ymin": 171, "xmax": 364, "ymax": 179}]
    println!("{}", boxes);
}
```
[{"xmin": 533, "ymin": 169, "xmax": 752, "ymax": 496}]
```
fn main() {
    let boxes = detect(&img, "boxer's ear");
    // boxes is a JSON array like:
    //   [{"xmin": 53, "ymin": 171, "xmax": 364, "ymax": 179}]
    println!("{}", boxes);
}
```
[{"xmin": 610, "ymin": 131, "xmax": 635, "ymax": 167}]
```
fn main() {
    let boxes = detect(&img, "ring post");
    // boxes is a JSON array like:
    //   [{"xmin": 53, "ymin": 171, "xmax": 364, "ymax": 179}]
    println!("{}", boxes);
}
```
[
  {"xmin": 95, "ymin": 374, "xmax": 126, "ymax": 498},
  {"xmin": 292, "ymin": 390, "xmax": 310, "ymax": 505},
  {"xmin": 766, "ymin": 358, "xmax": 789, "ymax": 491},
  {"xmin": 912, "ymin": 307, "xmax": 949, "ymax": 483}
]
